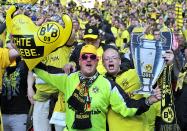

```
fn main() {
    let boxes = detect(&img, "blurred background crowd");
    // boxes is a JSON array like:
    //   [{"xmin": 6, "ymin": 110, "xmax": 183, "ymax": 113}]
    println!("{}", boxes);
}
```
[{"xmin": 0, "ymin": 0, "xmax": 187, "ymax": 131}]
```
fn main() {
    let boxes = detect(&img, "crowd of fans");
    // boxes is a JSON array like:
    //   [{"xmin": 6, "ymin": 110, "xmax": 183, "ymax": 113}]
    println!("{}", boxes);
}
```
[{"xmin": 0, "ymin": 0, "xmax": 187, "ymax": 131}]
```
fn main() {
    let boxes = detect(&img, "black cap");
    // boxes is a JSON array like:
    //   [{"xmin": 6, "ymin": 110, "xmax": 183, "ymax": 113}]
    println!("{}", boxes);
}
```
[{"xmin": 83, "ymin": 26, "xmax": 99, "ymax": 39}]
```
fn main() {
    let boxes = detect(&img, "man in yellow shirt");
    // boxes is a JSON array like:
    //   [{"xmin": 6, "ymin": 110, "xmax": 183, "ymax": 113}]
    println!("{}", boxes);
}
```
[
  {"xmin": 1, "ymin": 17, "xmax": 19, "ymax": 130},
  {"xmin": 0, "ymin": 42, "xmax": 19, "ymax": 131},
  {"xmin": 0, "ymin": 42, "xmax": 18, "ymax": 91}
]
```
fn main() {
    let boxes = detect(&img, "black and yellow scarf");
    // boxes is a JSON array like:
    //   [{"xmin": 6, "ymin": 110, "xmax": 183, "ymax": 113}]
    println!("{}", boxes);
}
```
[
  {"xmin": 175, "ymin": 2, "xmax": 183, "ymax": 30},
  {"xmin": 67, "ymin": 72, "xmax": 99, "ymax": 129},
  {"xmin": 159, "ymin": 66, "xmax": 180, "ymax": 131}
]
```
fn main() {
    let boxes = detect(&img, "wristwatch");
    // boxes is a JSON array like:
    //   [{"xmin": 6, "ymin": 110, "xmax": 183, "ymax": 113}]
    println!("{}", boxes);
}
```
[{"xmin": 145, "ymin": 98, "xmax": 152, "ymax": 106}]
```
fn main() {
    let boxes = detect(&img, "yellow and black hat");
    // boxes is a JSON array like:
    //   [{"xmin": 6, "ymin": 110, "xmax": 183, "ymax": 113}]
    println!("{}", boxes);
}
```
[{"xmin": 83, "ymin": 26, "xmax": 99, "ymax": 39}]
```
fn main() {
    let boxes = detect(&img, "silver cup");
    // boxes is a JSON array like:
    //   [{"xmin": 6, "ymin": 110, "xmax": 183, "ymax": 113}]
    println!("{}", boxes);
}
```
[{"xmin": 131, "ymin": 27, "xmax": 172, "ymax": 95}]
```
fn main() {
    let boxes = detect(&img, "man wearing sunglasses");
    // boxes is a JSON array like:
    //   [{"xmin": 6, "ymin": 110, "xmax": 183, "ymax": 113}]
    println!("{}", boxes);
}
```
[
  {"xmin": 64, "ymin": 25, "xmax": 107, "ymax": 75},
  {"xmin": 34, "ymin": 44, "xmax": 161, "ymax": 131}
]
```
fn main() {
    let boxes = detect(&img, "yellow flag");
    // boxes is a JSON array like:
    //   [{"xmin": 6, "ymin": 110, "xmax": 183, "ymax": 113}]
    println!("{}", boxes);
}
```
[{"xmin": 6, "ymin": 6, "xmax": 73, "ymax": 70}]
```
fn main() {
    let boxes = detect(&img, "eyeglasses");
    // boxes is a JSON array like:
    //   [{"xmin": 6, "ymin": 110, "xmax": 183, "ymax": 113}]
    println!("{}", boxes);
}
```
[
  {"xmin": 81, "ymin": 54, "xmax": 97, "ymax": 61},
  {"xmin": 103, "ymin": 56, "xmax": 119, "ymax": 61}
]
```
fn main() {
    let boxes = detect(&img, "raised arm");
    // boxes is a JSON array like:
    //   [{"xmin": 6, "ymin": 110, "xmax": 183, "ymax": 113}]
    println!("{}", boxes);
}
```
[
  {"xmin": 109, "ymin": 80, "xmax": 161, "ymax": 117},
  {"xmin": 34, "ymin": 68, "xmax": 67, "ymax": 93}
]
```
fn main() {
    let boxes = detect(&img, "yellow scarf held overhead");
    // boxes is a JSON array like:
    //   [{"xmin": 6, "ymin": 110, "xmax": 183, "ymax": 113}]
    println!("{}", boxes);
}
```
[{"xmin": 175, "ymin": 2, "xmax": 183, "ymax": 30}]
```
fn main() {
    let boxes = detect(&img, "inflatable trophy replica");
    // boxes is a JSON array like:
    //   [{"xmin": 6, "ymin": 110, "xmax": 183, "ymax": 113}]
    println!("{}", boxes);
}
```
[
  {"xmin": 6, "ymin": 5, "xmax": 73, "ymax": 70},
  {"xmin": 131, "ymin": 27, "xmax": 173, "ymax": 95}
]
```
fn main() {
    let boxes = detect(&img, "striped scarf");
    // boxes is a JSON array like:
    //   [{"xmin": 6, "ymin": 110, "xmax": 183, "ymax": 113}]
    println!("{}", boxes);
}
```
[
  {"xmin": 159, "ymin": 66, "xmax": 181, "ymax": 131},
  {"xmin": 175, "ymin": 2, "xmax": 183, "ymax": 30},
  {"xmin": 67, "ymin": 71, "xmax": 99, "ymax": 129}
]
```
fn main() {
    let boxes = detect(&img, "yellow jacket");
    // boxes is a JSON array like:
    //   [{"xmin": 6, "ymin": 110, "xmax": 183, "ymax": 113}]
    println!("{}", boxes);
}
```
[{"xmin": 107, "ymin": 69, "xmax": 160, "ymax": 131}]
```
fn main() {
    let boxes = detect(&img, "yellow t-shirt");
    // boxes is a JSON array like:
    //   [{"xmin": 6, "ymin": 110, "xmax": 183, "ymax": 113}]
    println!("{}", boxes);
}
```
[
  {"xmin": 116, "ymin": 30, "xmax": 130, "ymax": 50},
  {"xmin": 96, "ymin": 46, "xmax": 106, "ymax": 75},
  {"xmin": 0, "ymin": 48, "xmax": 10, "ymax": 88},
  {"xmin": 53, "ymin": 92, "xmax": 65, "ymax": 112},
  {"xmin": 78, "ymin": 18, "xmax": 88, "ymax": 30},
  {"xmin": 111, "ymin": 27, "xmax": 118, "ymax": 38},
  {"xmin": 0, "ymin": 48, "xmax": 10, "ymax": 131}
]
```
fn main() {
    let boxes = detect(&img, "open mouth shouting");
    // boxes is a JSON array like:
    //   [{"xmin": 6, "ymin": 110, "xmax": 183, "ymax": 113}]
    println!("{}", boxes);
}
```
[
  {"xmin": 85, "ymin": 62, "xmax": 93, "ymax": 69},
  {"xmin": 108, "ymin": 63, "xmax": 115, "ymax": 70}
]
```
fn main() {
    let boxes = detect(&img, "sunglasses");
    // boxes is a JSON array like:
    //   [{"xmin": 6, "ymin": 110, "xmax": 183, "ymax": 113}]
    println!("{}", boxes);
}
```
[{"xmin": 81, "ymin": 54, "xmax": 97, "ymax": 61}]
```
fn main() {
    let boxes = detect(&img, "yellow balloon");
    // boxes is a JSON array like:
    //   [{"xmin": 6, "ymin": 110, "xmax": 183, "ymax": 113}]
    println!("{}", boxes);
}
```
[{"xmin": 6, "ymin": 6, "xmax": 73, "ymax": 70}]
